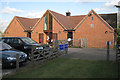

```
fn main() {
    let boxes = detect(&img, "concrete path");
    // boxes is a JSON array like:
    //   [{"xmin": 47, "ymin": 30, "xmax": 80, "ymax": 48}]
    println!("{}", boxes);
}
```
[{"xmin": 62, "ymin": 48, "xmax": 116, "ymax": 61}]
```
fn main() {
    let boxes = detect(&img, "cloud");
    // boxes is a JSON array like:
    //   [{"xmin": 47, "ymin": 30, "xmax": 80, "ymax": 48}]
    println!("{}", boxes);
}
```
[
  {"xmin": 94, "ymin": 7, "xmax": 112, "ymax": 12},
  {"xmin": 0, "ymin": 0, "xmax": 114, "ymax": 2},
  {"xmin": 94, "ymin": 0, "xmax": 119, "ymax": 12},
  {"xmin": 104, "ymin": 0, "xmax": 118, "ymax": 7},
  {"xmin": 0, "ymin": 19, "xmax": 9, "ymax": 32},
  {"xmin": 26, "ymin": 10, "xmax": 46, "ymax": 18},
  {"xmin": 2, "ymin": 6, "xmax": 23, "ymax": 14}
]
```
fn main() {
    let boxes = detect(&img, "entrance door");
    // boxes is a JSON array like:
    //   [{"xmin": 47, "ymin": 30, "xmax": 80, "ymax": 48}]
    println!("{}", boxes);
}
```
[
  {"xmin": 67, "ymin": 32, "xmax": 73, "ymax": 46},
  {"xmin": 39, "ymin": 33, "xmax": 44, "ymax": 43},
  {"xmin": 46, "ymin": 32, "xmax": 52, "ymax": 44},
  {"xmin": 27, "ymin": 32, "xmax": 31, "ymax": 38}
]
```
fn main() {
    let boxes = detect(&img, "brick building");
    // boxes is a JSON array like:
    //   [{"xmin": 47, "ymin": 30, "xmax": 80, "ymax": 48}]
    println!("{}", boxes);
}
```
[{"xmin": 4, "ymin": 10, "xmax": 117, "ymax": 48}]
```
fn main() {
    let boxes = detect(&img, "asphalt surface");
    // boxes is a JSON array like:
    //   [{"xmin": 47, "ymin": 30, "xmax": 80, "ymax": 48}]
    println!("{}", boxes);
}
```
[{"xmin": 62, "ymin": 48, "xmax": 116, "ymax": 61}]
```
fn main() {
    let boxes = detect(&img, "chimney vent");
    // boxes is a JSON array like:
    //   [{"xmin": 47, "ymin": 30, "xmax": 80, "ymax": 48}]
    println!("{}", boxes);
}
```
[{"xmin": 66, "ymin": 11, "xmax": 71, "ymax": 16}]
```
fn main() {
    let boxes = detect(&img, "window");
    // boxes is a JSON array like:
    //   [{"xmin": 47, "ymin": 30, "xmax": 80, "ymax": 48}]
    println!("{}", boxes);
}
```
[
  {"xmin": 7, "ymin": 39, "xmax": 13, "ymax": 44},
  {"xmin": 49, "ymin": 13, "xmax": 52, "ymax": 30},
  {"xmin": 44, "ymin": 13, "xmax": 52, "ymax": 30},
  {"xmin": 1, "ymin": 39, "xmax": 7, "ymax": 43},
  {"xmin": 21, "ymin": 37, "xmax": 36, "ymax": 44},
  {"xmin": 105, "ymin": 31, "xmax": 108, "ymax": 34},
  {"xmin": 13, "ymin": 39, "xmax": 22, "ymax": 44},
  {"xmin": 91, "ymin": 24, "xmax": 94, "ymax": 27},
  {"xmin": 92, "ymin": 17, "xmax": 93, "ymax": 20},
  {"xmin": 39, "ymin": 33, "xmax": 44, "ymax": 43},
  {"xmin": 44, "ymin": 14, "xmax": 48, "ymax": 30},
  {"xmin": 27, "ymin": 32, "xmax": 31, "ymax": 38}
]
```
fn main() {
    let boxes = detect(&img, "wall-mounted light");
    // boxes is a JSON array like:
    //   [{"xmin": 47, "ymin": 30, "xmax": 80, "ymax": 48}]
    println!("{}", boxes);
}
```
[
  {"xmin": 105, "ymin": 31, "xmax": 108, "ymax": 34},
  {"xmin": 58, "ymin": 31, "xmax": 61, "ymax": 34}
]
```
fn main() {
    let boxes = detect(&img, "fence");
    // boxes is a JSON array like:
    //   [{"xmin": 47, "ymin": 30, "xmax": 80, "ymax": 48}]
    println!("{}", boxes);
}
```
[
  {"xmin": 15, "ymin": 40, "xmax": 68, "ymax": 71},
  {"xmin": 68, "ymin": 38, "xmax": 87, "ymax": 48}
]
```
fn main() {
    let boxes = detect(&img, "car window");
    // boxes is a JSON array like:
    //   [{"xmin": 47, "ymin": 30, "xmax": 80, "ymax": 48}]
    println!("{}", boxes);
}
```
[
  {"xmin": 21, "ymin": 37, "xmax": 37, "ymax": 44},
  {"xmin": 0, "ymin": 43, "xmax": 12, "ymax": 51},
  {"xmin": 8, "ymin": 39, "xmax": 13, "ymax": 44},
  {"xmin": 13, "ymin": 39, "xmax": 22, "ymax": 44},
  {"xmin": 4, "ymin": 38, "xmax": 13, "ymax": 44},
  {"xmin": 1, "ymin": 39, "xmax": 7, "ymax": 43}
]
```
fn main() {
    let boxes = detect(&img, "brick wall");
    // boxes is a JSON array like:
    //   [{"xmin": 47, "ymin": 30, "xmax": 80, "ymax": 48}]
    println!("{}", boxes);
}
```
[
  {"xmin": 31, "ymin": 18, "xmax": 45, "ymax": 43},
  {"xmin": 53, "ymin": 17, "xmax": 67, "ymax": 40},
  {"xmin": 74, "ymin": 13, "xmax": 114, "ymax": 48},
  {"xmin": 4, "ymin": 17, "xmax": 27, "ymax": 37},
  {"xmin": 31, "ymin": 15, "xmax": 67, "ymax": 43}
]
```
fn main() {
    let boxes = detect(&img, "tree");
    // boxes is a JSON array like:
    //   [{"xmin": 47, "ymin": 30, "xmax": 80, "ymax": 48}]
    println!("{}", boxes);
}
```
[{"xmin": 0, "ymin": 31, "xmax": 4, "ymax": 37}]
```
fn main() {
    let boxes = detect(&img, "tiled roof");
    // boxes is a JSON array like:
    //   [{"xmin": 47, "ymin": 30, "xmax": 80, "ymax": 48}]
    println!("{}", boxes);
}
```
[
  {"xmin": 15, "ymin": 16, "xmax": 40, "ymax": 30},
  {"xmin": 15, "ymin": 10, "xmax": 117, "ymax": 31},
  {"xmin": 49, "ymin": 10, "xmax": 85, "ymax": 30},
  {"xmin": 99, "ymin": 13, "xmax": 117, "ymax": 29},
  {"xmin": 49, "ymin": 10, "xmax": 117, "ymax": 30}
]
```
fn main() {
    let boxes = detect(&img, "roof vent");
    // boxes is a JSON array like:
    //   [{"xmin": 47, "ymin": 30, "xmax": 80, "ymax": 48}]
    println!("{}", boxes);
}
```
[
  {"xmin": 66, "ymin": 11, "xmax": 71, "ymax": 16},
  {"xmin": 88, "ymin": 13, "xmax": 92, "ymax": 16},
  {"xmin": 29, "ymin": 27, "xmax": 32, "ymax": 29}
]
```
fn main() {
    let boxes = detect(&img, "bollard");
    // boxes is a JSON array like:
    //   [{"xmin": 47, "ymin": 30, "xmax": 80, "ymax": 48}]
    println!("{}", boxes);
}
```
[
  {"xmin": 107, "ymin": 41, "xmax": 110, "ymax": 61},
  {"xmin": 16, "ymin": 54, "xmax": 19, "ymax": 71}
]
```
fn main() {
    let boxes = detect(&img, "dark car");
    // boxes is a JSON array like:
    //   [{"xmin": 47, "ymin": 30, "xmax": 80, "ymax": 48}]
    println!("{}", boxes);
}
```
[
  {"xmin": 0, "ymin": 42, "xmax": 27, "ymax": 67},
  {"xmin": 1, "ymin": 37, "xmax": 50, "ymax": 60}
]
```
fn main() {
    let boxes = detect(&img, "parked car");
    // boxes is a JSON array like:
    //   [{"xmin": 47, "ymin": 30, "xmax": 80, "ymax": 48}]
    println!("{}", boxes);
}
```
[
  {"xmin": 1, "ymin": 37, "xmax": 50, "ymax": 60},
  {"xmin": 0, "ymin": 42, "xmax": 27, "ymax": 67}
]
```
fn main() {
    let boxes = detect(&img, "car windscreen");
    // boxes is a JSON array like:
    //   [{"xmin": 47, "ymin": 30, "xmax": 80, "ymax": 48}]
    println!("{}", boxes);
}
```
[
  {"xmin": 0, "ymin": 43, "xmax": 12, "ymax": 51},
  {"xmin": 21, "ymin": 37, "xmax": 37, "ymax": 44}
]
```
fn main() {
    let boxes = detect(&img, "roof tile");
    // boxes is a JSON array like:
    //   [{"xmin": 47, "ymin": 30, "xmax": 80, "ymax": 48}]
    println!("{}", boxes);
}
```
[{"xmin": 15, "ymin": 16, "xmax": 40, "ymax": 30}]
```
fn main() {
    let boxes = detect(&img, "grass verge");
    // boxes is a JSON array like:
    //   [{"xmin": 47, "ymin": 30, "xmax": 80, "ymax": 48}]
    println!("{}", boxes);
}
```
[{"xmin": 3, "ymin": 58, "xmax": 117, "ymax": 78}]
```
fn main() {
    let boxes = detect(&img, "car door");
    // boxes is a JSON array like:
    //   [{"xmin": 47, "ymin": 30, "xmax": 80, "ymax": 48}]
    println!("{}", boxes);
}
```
[{"xmin": 12, "ymin": 38, "xmax": 24, "ymax": 51}]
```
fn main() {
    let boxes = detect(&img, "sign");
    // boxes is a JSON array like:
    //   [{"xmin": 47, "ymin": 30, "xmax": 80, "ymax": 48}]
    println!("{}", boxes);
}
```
[
  {"xmin": 59, "ymin": 44, "xmax": 68, "ymax": 51},
  {"xmin": 64, "ymin": 44, "xmax": 68, "ymax": 49},
  {"xmin": 59, "ymin": 44, "xmax": 64, "ymax": 51},
  {"xmin": 106, "ymin": 41, "xmax": 111, "ymax": 45}
]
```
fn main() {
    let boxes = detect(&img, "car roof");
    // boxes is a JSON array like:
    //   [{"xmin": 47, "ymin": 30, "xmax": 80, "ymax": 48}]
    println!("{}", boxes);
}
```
[{"xmin": 2, "ymin": 37, "xmax": 28, "ymax": 39}]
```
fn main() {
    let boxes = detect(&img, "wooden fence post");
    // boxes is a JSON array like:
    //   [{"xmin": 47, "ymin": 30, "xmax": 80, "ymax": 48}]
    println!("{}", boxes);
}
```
[
  {"xmin": 31, "ymin": 46, "xmax": 34, "ymax": 66},
  {"xmin": 55, "ymin": 40, "xmax": 59, "ymax": 55},
  {"xmin": 85, "ymin": 38, "xmax": 87, "ymax": 48},
  {"xmin": 16, "ymin": 54, "xmax": 19, "ymax": 71},
  {"xmin": 81, "ymin": 39, "xmax": 83, "ymax": 48}
]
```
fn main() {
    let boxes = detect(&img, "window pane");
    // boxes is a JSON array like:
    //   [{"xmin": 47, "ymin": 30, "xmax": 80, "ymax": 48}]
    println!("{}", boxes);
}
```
[
  {"xmin": 49, "ymin": 13, "xmax": 52, "ymax": 30},
  {"xmin": 13, "ymin": 39, "xmax": 22, "ymax": 44},
  {"xmin": 44, "ymin": 14, "xmax": 48, "ymax": 30}
]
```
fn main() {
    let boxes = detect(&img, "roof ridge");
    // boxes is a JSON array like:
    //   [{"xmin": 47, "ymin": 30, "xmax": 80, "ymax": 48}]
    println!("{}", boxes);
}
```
[
  {"xmin": 99, "ymin": 13, "xmax": 117, "ymax": 15},
  {"xmin": 71, "ymin": 15, "xmax": 86, "ymax": 17},
  {"xmin": 48, "ymin": 9, "xmax": 66, "ymax": 16},
  {"xmin": 15, "ymin": 16, "xmax": 40, "ymax": 19}
]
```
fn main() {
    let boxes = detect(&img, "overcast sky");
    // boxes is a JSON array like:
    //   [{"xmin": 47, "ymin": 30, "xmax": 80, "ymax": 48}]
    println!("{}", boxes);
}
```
[{"xmin": 0, "ymin": 0, "xmax": 119, "ymax": 32}]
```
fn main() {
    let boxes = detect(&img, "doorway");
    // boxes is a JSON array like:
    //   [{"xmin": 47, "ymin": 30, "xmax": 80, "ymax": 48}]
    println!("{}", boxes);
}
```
[
  {"xmin": 46, "ymin": 32, "xmax": 52, "ymax": 44},
  {"xmin": 67, "ymin": 32, "xmax": 73, "ymax": 46},
  {"xmin": 27, "ymin": 32, "xmax": 31, "ymax": 38}
]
